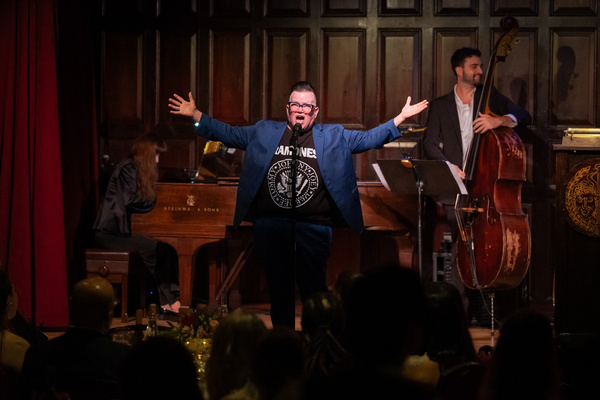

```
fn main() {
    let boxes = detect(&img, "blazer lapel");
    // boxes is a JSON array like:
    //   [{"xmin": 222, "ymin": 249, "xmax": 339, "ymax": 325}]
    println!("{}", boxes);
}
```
[
  {"xmin": 261, "ymin": 122, "xmax": 287, "ymax": 168},
  {"xmin": 313, "ymin": 124, "xmax": 324, "ymax": 165},
  {"xmin": 444, "ymin": 92, "xmax": 462, "ymax": 149}
]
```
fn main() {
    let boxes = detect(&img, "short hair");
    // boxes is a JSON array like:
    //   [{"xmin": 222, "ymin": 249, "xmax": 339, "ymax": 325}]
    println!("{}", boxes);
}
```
[
  {"xmin": 290, "ymin": 81, "xmax": 316, "ymax": 95},
  {"xmin": 451, "ymin": 47, "xmax": 482, "ymax": 76}
]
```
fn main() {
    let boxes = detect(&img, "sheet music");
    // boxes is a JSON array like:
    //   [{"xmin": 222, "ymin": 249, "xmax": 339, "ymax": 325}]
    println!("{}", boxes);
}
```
[
  {"xmin": 373, "ymin": 159, "xmax": 467, "ymax": 196},
  {"xmin": 444, "ymin": 160, "xmax": 468, "ymax": 195},
  {"xmin": 372, "ymin": 163, "xmax": 391, "ymax": 191}
]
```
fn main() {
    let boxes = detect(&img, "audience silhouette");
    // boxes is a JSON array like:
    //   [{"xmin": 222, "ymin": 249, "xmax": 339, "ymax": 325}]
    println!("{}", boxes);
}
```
[
  {"xmin": 119, "ymin": 335, "xmax": 203, "ymax": 400},
  {"xmin": 1, "ymin": 268, "xmax": 30, "ymax": 400},
  {"xmin": 557, "ymin": 330, "xmax": 600, "ymax": 400},
  {"xmin": 421, "ymin": 281, "xmax": 484, "ymax": 400},
  {"xmin": 478, "ymin": 309, "xmax": 562, "ymax": 400},
  {"xmin": 301, "ymin": 291, "xmax": 351, "ymax": 399},
  {"xmin": 205, "ymin": 308, "xmax": 267, "ymax": 400},
  {"xmin": 19, "ymin": 277, "xmax": 131, "ymax": 400},
  {"xmin": 250, "ymin": 327, "xmax": 306, "ymax": 400},
  {"xmin": 314, "ymin": 263, "xmax": 432, "ymax": 400}
]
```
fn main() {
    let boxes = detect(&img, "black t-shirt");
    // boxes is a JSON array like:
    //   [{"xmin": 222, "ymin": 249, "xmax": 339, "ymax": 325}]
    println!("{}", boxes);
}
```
[{"xmin": 250, "ymin": 127, "xmax": 335, "ymax": 225}]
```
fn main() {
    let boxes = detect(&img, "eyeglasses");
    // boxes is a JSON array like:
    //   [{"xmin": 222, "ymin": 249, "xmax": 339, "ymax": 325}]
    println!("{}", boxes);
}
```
[{"xmin": 288, "ymin": 102, "xmax": 316, "ymax": 113}]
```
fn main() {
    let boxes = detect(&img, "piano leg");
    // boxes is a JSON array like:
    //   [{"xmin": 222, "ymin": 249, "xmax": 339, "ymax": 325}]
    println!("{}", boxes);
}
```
[
  {"xmin": 178, "ymin": 242, "xmax": 221, "ymax": 309},
  {"xmin": 158, "ymin": 237, "xmax": 223, "ymax": 309}
]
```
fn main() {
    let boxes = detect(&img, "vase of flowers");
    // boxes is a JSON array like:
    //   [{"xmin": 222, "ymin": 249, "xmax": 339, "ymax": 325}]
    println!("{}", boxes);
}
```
[{"xmin": 165, "ymin": 304, "xmax": 229, "ymax": 380}]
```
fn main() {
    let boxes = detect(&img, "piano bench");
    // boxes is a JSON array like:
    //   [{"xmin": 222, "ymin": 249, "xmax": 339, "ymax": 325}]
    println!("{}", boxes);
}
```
[{"xmin": 85, "ymin": 249, "xmax": 146, "ymax": 323}]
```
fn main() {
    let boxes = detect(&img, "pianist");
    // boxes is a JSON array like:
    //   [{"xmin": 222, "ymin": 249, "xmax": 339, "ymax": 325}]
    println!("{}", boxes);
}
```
[
  {"xmin": 169, "ymin": 81, "xmax": 427, "ymax": 328},
  {"xmin": 92, "ymin": 132, "xmax": 181, "ymax": 315}
]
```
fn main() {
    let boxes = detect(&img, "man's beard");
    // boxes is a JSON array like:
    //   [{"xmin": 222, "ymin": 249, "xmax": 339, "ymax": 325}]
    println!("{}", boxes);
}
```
[{"xmin": 464, "ymin": 73, "xmax": 483, "ymax": 86}]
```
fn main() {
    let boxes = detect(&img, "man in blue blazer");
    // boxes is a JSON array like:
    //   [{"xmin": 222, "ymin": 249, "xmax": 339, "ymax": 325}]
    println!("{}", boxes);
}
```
[{"xmin": 169, "ymin": 81, "xmax": 428, "ymax": 328}]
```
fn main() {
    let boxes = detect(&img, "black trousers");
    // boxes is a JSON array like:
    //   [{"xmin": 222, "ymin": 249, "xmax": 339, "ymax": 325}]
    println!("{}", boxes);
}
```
[
  {"xmin": 253, "ymin": 217, "xmax": 332, "ymax": 329},
  {"xmin": 94, "ymin": 232, "xmax": 179, "ymax": 306}
]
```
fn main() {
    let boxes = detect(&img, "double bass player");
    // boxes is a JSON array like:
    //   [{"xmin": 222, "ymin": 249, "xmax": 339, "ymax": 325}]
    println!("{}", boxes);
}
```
[{"xmin": 423, "ymin": 47, "xmax": 531, "ymax": 318}]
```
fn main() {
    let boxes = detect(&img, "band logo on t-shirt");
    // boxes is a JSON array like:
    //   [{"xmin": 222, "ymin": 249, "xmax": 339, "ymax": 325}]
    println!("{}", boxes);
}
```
[{"xmin": 268, "ymin": 145, "xmax": 318, "ymax": 209}]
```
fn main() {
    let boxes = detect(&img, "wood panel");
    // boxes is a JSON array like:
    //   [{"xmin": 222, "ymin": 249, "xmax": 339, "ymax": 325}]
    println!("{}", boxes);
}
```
[
  {"xmin": 493, "ymin": 29, "xmax": 536, "ymax": 124},
  {"xmin": 264, "ymin": 0, "xmax": 309, "ymax": 17},
  {"xmin": 321, "ymin": 29, "xmax": 366, "ymax": 127},
  {"xmin": 551, "ymin": 0, "xmax": 598, "ymax": 16},
  {"xmin": 211, "ymin": 0, "xmax": 252, "ymax": 17},
  {"xmin": 103, "ymin": 31, "xmax": 143, "ymax": 136},
  {"xmin": 379, "ymin": 0, "xmax": 422, "ymax": 15},
  {"xmin": 434, "ymin": 29, "xmax": 477, "ymax": 98},
  {"xmin": 435, "ymin": 0, "xmax": 478, "ymax": 16},
  {"xmin": 322, "ymin": 0, "xmax": 366, "ymax": 16},
  {"xmin": 264, "ymin": 30, "xmax": 309, "ymax": 121},
  {"xmin": 211, "ymin": 30, "xmax": 251, "ymax": 124},
  {"xmin": 378, "ymin": 29, "xmax": 422, "ymax": 124},
  {"xmin": 491, "ymin": 0, "xmax": 537, "ymax": 15},
  {"xmin": 550, "ymin": 29, "xmax": 597, "ymax": 126},
  {"xmin": 158, "ymin": 30, "xmax": 196, "ymax": 125}
]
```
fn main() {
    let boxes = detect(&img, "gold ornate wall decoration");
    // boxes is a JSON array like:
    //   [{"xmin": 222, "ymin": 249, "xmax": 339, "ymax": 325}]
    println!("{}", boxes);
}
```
[{"xmin": 563, "ymin": 158, "xmax": 600, "ymax": 238}]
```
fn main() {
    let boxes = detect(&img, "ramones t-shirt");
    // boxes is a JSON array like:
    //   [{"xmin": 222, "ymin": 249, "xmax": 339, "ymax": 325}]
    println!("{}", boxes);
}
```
[{"xmin": 250, "ymin": 127, "xmax": 335, "ymax": 226}]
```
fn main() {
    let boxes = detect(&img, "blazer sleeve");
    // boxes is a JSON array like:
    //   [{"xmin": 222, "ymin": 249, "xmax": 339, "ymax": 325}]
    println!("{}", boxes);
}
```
[
  {"xmin": 423, "ymin": 97, "xmax": 453, "ymax": 163},
  {"xmin": 489, "ymin": 87, "xmax": 532, "ymax": 126}
]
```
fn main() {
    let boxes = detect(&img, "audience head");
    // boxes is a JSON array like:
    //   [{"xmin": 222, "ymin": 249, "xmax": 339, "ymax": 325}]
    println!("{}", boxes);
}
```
[
  {"xmin": 332, "ymin": 270, "xmax": 363, "ymax": 311},
  {"xmin": 119, "ymin": 335, "xmax": 203, "ymax": 400},
  {"xmin": 422, "ymin": 281, "xmax": 477, "ymax": 363},
  {"xmin": 69, "ymin": 277, "xmax": 115, "ymax": 334},
  {"xmin": 301, "ymin": 291, "xmax": 344, "ymax": 342},
  {"xmin": 251, "ymin": 327, "xmax": 306, "ymax": 400},
  {"xmin": 206, "ymin": 308, "xmax": 267, "ymax": 400},
  {"xmin": 0, "ymin": 269, "xmax": 18, "ymax": 330},
  {"xmin": 479, "ymin": 309, "xmax": 560, "ymax": 400},
  {"xmin": 344, "ymin": 263, "xmax": 426, "ymax": 368},
  {"xmin": 477, "ymin": 345, "xmax": 494, "ymax": 367}
]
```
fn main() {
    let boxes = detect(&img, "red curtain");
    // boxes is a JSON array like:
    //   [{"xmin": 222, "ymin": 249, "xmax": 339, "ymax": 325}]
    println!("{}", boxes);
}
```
[{"xmin": 0, "ymin": 0, "xmax": 69, "ymax": 326}]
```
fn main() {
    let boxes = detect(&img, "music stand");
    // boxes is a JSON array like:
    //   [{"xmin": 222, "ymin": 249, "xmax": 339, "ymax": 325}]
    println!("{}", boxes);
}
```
[{"xmin": 372, "ymin": 159, "xmax": 466, "ymax": 280}]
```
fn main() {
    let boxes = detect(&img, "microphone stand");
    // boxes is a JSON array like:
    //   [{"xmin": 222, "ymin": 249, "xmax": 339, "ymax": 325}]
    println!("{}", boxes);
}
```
[
  {"xmin": 290, "ymin": 124, "xmax": 300, "ymax": 250},
  {"xmin": 401, "ymin": 156, "xmax": 424, "ymax": 280},
  {"xmin": 288, "ymin": 123, "xmax": 301, "ymax": 313},
  {"xmin": 413, "ymin": 164, "xmax": 425, "ymax": 280}
]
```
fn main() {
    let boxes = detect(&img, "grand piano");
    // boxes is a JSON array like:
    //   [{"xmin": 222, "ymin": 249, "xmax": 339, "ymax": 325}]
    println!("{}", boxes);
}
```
[{"xmin": 132, "ymin": 179, "xmax": 419, "ymax": 309}]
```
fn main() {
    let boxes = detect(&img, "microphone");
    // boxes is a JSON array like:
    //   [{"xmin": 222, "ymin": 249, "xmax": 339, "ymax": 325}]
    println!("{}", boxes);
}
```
[
  {"xmin": 290, "ymin": 123, "xmax": 301, "ymax": 150},
  {"xmin": 293, "ymin": 123, "xmax": 302, "ymax": 135},
  {"xmin": 290, "ymin": 123, "xmax": 301, "ymax": 154}
]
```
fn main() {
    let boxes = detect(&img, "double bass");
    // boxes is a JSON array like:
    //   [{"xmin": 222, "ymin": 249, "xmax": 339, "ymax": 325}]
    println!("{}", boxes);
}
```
[{"xmin": 454, "ymin": 17, "xmax": 531, "ymax": 290}]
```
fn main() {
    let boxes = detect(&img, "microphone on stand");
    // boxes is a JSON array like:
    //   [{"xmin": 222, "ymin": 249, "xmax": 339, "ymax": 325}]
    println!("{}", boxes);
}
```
[
  {"xmin": 290, "ymin": 123, "xmax": 301, "ymax": 151},
  {"xmin": 289, "ymin": 123, "xmax": 302, "ymax": 211},
  {"xmin": 292, "ymin": 123, "xmax": 302, "ymax": 138}
]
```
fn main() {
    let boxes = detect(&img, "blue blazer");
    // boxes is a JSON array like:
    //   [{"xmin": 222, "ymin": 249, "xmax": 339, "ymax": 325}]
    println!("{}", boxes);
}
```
[{"xmin": 196, "ymin": 115, "xmax": 402, "ymax": 233}]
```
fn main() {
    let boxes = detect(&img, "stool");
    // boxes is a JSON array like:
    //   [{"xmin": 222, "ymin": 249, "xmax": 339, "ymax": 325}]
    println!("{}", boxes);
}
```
[{"xmin": 85, "ymin": 249, "xmax": 146, "ymax": 322}]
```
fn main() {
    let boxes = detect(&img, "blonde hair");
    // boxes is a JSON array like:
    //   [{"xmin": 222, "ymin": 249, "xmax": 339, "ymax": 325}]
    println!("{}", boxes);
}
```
[{"xmin": 130, "ymin": 132, "xmax": 167, "ymax": 201}]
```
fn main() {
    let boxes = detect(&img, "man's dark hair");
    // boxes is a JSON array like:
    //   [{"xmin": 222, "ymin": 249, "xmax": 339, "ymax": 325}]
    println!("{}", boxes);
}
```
[
  {"xmin": 451, "ymin": 47, "xmax": 482, "ymax": 76},
  {"xmin": 290, "ymin": 81, "xmax": 316, "ymax": 94}
]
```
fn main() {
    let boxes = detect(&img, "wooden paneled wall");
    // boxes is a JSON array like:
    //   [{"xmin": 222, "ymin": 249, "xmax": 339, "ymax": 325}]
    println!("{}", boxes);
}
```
[{"xmin": 99, "ymin": 0, "xmax": 599, "ymax": 315}]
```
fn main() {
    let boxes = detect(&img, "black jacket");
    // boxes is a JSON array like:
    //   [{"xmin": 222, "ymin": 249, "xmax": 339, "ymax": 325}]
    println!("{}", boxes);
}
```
[
  {"xmin": 423, "ymin": 85, "xmax": 532, "ymax": 168},
  {"xmin": 92, "ymin": 159, "xmax": 155, "ymax": 236}
]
